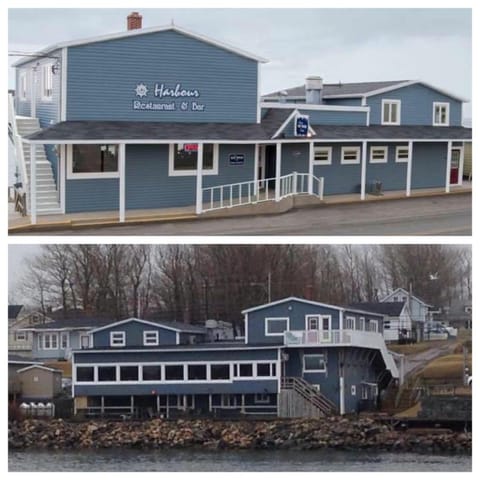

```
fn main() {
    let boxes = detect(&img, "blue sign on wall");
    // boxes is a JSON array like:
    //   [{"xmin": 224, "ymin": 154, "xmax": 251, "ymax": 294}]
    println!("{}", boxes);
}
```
[
  {"xmin": 229, "ymin": 154, "xmax": 245, "ymax": 165},
  {"xmin": 294, "ymin": 114, "xmax": 309, "ymax": 137}
]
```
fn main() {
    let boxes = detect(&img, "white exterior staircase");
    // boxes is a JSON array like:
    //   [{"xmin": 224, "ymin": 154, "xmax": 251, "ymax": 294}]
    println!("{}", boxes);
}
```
[{"xmin": 15, "ymin": 116, "xmax": 61, "ymax": 214}]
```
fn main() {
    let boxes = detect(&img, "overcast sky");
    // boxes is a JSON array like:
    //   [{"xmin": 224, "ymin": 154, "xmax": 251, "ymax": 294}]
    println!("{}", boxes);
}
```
[{"xmin": 8, "ymin": 8, "xmax": 472, "ymax": 119}]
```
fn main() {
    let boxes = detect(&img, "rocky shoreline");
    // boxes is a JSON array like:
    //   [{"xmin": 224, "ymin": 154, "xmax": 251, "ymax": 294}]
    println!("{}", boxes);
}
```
[{"xmin": 9, "ymin": 417, "xmax": 471, "ymax": 454}]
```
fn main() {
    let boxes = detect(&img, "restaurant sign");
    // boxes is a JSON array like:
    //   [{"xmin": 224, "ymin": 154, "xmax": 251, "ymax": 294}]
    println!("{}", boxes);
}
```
[{"xmin": 132, "ymin": 82, "xmax": 205, "ymax": 112}]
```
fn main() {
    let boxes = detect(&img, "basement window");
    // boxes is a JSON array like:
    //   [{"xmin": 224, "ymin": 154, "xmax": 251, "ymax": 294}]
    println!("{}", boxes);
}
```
[{"xmin": 68, "ymin": 144, "xmax": 119, "ymax": 179}]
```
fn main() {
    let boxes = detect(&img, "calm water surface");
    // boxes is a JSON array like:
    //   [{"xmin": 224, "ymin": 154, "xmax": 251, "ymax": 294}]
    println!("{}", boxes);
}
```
[{"xmin": 9, "ymin": 448, "xmax": 471, "ymax": 472}]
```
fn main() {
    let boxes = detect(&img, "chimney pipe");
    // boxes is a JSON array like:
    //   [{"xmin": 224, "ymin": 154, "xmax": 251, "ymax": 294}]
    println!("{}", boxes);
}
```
[
  {"xmin": 305, "ymin": 75, "xmax": 323, "ymax": 104},
  {"xmin": 127, "ymin": 11, "xmax": 143, "ymax": 30}
]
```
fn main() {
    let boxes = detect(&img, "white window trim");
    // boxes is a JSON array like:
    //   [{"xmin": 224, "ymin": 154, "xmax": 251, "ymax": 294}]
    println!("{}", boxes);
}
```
[
  {"xmin": 80, "ymin": 334, "xmax": 91, "ymax": 349},
  {"xmin": 313, "ymin": 146, "xmax": 332, "ymax": 165},
  {"xmin": 42, "ymin": 332, "xmax": 59, "ymax": 350},
  {"xmin": 433, "ymin": 102, "xmax": 450, "ymax": 127},
  {"xmin": 19, "ymin": 71, "xmax": 28, "ymax": 101},
  {"xmin": 110, "ymin": 331, "xmax": 126, "ymax": 347},
  {"xmin": 358, "ymin": 317, "xmax": 366, "ymax": 331},
  {"xmin": 66, "ymin": 144, "xmax": 120, "ymax": 180},
  {"xmin": 168, "ymin": 143, "xmax": 219, "ymax": 176},
  {"xmin": 265, "ymin": 317, "xmax": 289, "ymax": 337},
  {"xmin": 351, "ymin": 385, "xmax": 357, "ymax": 396},
  {"xmin": 361, "ymin": 386, "xmax": 369, "ymax": 400},
  {"xmin": 381, "ymin": 99, "xmax": 401, "ymax": 125},
  {"xmin": 60, "ymin": 332, "xmax": 69, "ymax": 349},
  {"xmin": 370, "ymin": 320, "xmax": 379, "ymax": 333},
  {"xmin": 303, "ymin": 353, "xmax": 327, "ymax": 373},
  {"xmin": 306, "ymin": 314, "xmax": 320, "ymax": 330},
  {"xmin": 341, "ymin": 146, "xmax": 361, "ymax": 165},
  {"xmin": 15, "ymin": 331, "xmax": 27, "ymax": 341},
  {"xmin": 395, "ymin": 145, "xmax": 410, "ymax": 163},
  {"xmin": 369, "ymin": 146, "xmax": 388, "ymax": 164},
  {"xmin": 344, "ymin": 316, "xmax": 355, "ymax": 330},
  {"xmin": 41, "ymin": 63, "xmax": 54, "ymax": 102},
  {"xmin": 143, "ymin": 330, "xmax": 159, "ymax": 346}
]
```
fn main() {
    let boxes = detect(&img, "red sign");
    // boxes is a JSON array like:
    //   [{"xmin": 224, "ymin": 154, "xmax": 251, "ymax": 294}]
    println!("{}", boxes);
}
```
[{"xmin": 184, "ymin": 144, "xmax": 198, "ymax": 152}]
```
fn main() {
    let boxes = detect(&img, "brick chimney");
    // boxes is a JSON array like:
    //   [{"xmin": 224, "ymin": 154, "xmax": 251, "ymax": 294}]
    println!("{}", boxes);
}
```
[{"xmin": 127, "ymin": 11, "xmax": 142, "ymax": 30}]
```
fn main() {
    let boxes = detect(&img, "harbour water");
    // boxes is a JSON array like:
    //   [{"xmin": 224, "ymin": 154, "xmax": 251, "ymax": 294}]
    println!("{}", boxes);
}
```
[{"xmin": 9, "ymin": 448, "xmax": 471, "ymax": 472}]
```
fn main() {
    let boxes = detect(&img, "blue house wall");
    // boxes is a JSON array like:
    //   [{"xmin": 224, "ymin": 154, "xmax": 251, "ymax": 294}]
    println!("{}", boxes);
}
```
[
  {"xmin": 245, "ymin": 298, "xmax": 342, "ymax": 345},
  {"xmin": 91, "ymin": 320, "xmax": 179, "ymax": 348},
  {"xmin": 313, "ymin": 143, "xmax": 363, "ymax": 195},
  {"xmin": 367, "ymin": 83, "xmax": 462, "ymax": 126},
  {"xmin": 66, "ymin": 30, "xmax": 258, "ymax": 123},
  {"xmin": 365, "ymin": 142, "xmax": 408, "ymax": 191},
  {"xmin": 411, "ymin": 142, "xmax": 448, "ymax": 189},
  {"xmin": 66, "ymin": 178, "xmax": 119, "ymax": 213}
]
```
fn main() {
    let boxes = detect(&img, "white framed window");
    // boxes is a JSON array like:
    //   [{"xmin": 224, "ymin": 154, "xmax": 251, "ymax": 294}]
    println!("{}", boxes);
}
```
[
  {"xmin": 60, "ymin": 332, "xmax": 69, "ymax": 349},
  {"xmin": 19, "ymin": 71, "xmax": 28, "ymax": 101},
  {"xmin": 313, "ymin": 146, "xmax": 332, "ymax": 165},
  {"xmin": 351, "ymin": 385, "xmax": 356, "ymax": 396},
  {"xmin": 369, "ymin": 146, "xmax": 388, "ymax": 164},
  {"xmin": 254, "ymin": 393, "xmax": 270, "ymax": 404},
  {"xmin": 41, "ymin": 63, "xmax": 53, "ymax": 101},
  {"xmin": 265, "ymin": 317, "xmax": 289, "ymax": 336},
  {"xmin": 381, "ymin": 99, "xmax": 401, "ymax": 125},
  {"xmin": 395, "ymin": 146, "xmax": 410, "ymax": 163},
  {"xmin": 168, "ymin": 143, "xmax": 219, "ymax": 176},
  {"xmin": 80, "ymin": 334, "xmax": 90, "ymax": 349},
  {"xmin": 67, "ymin": 144, "xmax": 119, "ymax": 179},
  {"xmin": 433, "ymin": 102, "xmax": 450, "ymax": 126},
  {"xmin": 256, "ymin": 362, "xmax": 276, "ymax": 377},
  {"xmin": 42, "ymin": 333, "xmax": 58, "ymax": 350},
  {"xmin": 341, "ymin": 146, "xmax": 361, "ymax": 165},
  {"xmin": 143, "ymin": 330, "xmax": 159, "ymax": 346},
  {"xmin": 303, "ymin": 354, "xmax": 327, "ymax": 372},
  {"xmin": 344, "ymin": 316, "xmax": 355, "ymax": 330},
  {"xmin": 14, "ymin": 331, "xmax": 27, "ymax": 341},
  {"xmin": 357, "ymin": 317, "xmax": 366, "ymax": 331},
  {"xmin": 369, "ymin": 320, "xmax": 379, "ymax": 333},
  {"xmin": 361, "ymin": 385, "xmax": 369, "ymax": 400},
  {"xmin": 110, "ymin": 331, "xmax": 126, "ymax": 347},
  {"xmin": 307, "ymin": 315, "xmax": 320, "ymax": 330}
]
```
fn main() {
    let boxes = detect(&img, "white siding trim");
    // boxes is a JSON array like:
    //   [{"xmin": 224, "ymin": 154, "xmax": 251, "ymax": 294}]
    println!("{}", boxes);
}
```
[
  {"xmin": 445, "ymin": 140, "xmax": 452, "ymax": 193},
  {"xmin": 257, "ymin": 63, "xmax": 261, "ymax": 123},
  {"xmin": 119, "ymin": 143, "xmax": 126, "ymax": 222},
  {"xmin": 406, "ymin": 141, "xmax": 413, "ymax": 197},
  {"xmin": 360, "ymin": 141, "xmax": 367, "ymax": 200},
  {"xmin": 260, "ymin": 101, "xmax": 369, "ymax": 112},
  {"xmin": 60, "ymin": 48, "xmax": 68, "ymax": 121},
  {"xmin": 60, "ymin": 144, "xmax": 66, "ymax": 213}
]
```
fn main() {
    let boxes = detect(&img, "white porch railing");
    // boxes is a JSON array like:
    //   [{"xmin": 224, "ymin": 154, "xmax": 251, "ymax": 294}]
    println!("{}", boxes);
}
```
[
  {"xmin": 8, "ymin": 93, "xmax": 29, "ymax": 213},
  {"xmin": 201, "ymin": 172, "xmax": 324, "ymax": 213},
  {"xmin": 284, "ymin": 329, "xmax": 399, "ymax": 378}
]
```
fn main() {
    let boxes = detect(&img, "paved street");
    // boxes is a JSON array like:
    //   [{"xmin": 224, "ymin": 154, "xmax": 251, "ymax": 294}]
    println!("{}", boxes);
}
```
[{"xmin": 20, "ymin": 193, "xmax": 471, "ymax": 236}]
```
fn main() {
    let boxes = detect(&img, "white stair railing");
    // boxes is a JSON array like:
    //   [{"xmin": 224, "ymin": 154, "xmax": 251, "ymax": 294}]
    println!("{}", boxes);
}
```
[
  {"xmin": 201, "ymin": 172, "xmax": 324, "ymax": 213},
  {"xmin": 8, "ymin": 93, "xmax": 29, "ymax": 213}
]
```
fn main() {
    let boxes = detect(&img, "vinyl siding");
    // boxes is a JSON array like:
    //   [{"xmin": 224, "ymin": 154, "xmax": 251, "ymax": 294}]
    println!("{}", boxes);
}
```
[
  {"xmin": 366, "ymin": 142, "xmax": 408, "ymax": 192},
  {"xmin": 66, "ymin": 178, "xmax": 119, "ymax": 213},
  {"xmin": 280, "ymin": 143, "xmax": 309, "ymax": 175},
  {"xmin": 92, "ymin": 320, "xmax": 178, "ymax": 348},
  {"xmin": 246, "ymin": 299, "xmax": 341, "ymax": 345},
  {"xmin": 300, "ymin": 109, "xmax": 367, "ymax": 126},
  {"xmin": 411, "ymin": 142, "xmax": 448, "ymax": 189},
  {"xmin": 323, "ymin": 98, "xmax": 364, "ymax": 107},
  {"xmin": 66, "ymin": 30, "xmax": 258, "ymax": 123},
  {"xmin": 367, "ymin": 83, "xmax": 463, "ymax": 126},
  {"xmin": 313, "ymin": 143, "xmax": 363, "ymax": 195}
]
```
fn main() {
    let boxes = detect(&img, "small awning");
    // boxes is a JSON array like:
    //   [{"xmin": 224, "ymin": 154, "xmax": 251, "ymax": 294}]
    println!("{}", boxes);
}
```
[{"xmin": 24, "ymin": 120, "xmax": 270, "ymax": 144}]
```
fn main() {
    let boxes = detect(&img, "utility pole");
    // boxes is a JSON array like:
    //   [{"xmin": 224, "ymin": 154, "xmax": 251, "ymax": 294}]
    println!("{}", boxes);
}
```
[{"xmin": 267, "ymin": 271, "xmax": 272, "ymax": 303}]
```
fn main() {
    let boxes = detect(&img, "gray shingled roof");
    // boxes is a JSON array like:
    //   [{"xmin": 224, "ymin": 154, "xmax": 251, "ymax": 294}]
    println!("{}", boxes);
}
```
[
  {"xmin": 18, "ymin": 316, "xmax": 116, "ymax": 331},
  {"xmin": 264, "ymin": 81, "xmax": 408, "ymax": 98},
  {"xmin": 8, "ymin": 305, "xmax": 23, "ymax": 319},
  {"xmin": 349, "ymin": 302, "xmax": 405, "ymax": 316},
  {"xmin": 261, "ymin": 108, "xmax": 295, "ymax": 137},
  {"xmin": 308, "ymin": 125, "xmax": 471, "ymax": 140},
  {"xmin": 25, "ymin": 121, "xmax": 268, "ymax": 142}
]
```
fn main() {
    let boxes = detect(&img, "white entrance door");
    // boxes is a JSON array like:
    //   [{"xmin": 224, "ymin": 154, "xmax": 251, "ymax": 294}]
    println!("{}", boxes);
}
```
[{"xmin": 306, "ymin": 315, "xmax": 331, "ymax": 343}]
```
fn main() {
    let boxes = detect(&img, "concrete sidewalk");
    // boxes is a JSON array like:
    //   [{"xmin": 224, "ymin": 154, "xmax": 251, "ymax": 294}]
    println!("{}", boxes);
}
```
[{"xmin": 8, "ymin": 183, "xmax": 472, "ymax": 234}]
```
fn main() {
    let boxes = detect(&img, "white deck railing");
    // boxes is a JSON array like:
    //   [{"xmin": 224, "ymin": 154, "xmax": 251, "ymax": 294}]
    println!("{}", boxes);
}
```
[
  {"xmin": 201, "ymin": 172, "xmax": 324, "ymax": 213},
  {"xmin": 8, "ymin": 93, "xmax": 29, "ymax": 213},
  {"xmin": 284, "ymin": 329, "xmax": 399, "ymax": 378}
]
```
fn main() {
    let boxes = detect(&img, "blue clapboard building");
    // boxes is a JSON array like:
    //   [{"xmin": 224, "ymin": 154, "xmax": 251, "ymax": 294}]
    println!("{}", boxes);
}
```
[
  {"xmin": 72, "ymin": 297, "xmax": 399, "ymax": 418},
  {"xmin": 10, "ymin": 12, "xmax": 471, "ymax": 223}
]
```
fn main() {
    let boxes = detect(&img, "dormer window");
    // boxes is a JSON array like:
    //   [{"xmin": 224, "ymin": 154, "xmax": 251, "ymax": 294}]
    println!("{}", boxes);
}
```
[
  {"xmin": 381, "ymin": 99, "xmax": 401, "ymax": 125},
  {"xmin": 433, "ymin": 102, "xmax": 450, "ymax": 126},
  {"xmin": 143, "ymin": 330, "xmax": 159, "ymax": 346},
  {"xmin": 110, "ymin": 331, "xmax": 125, "ymax": 347}
]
